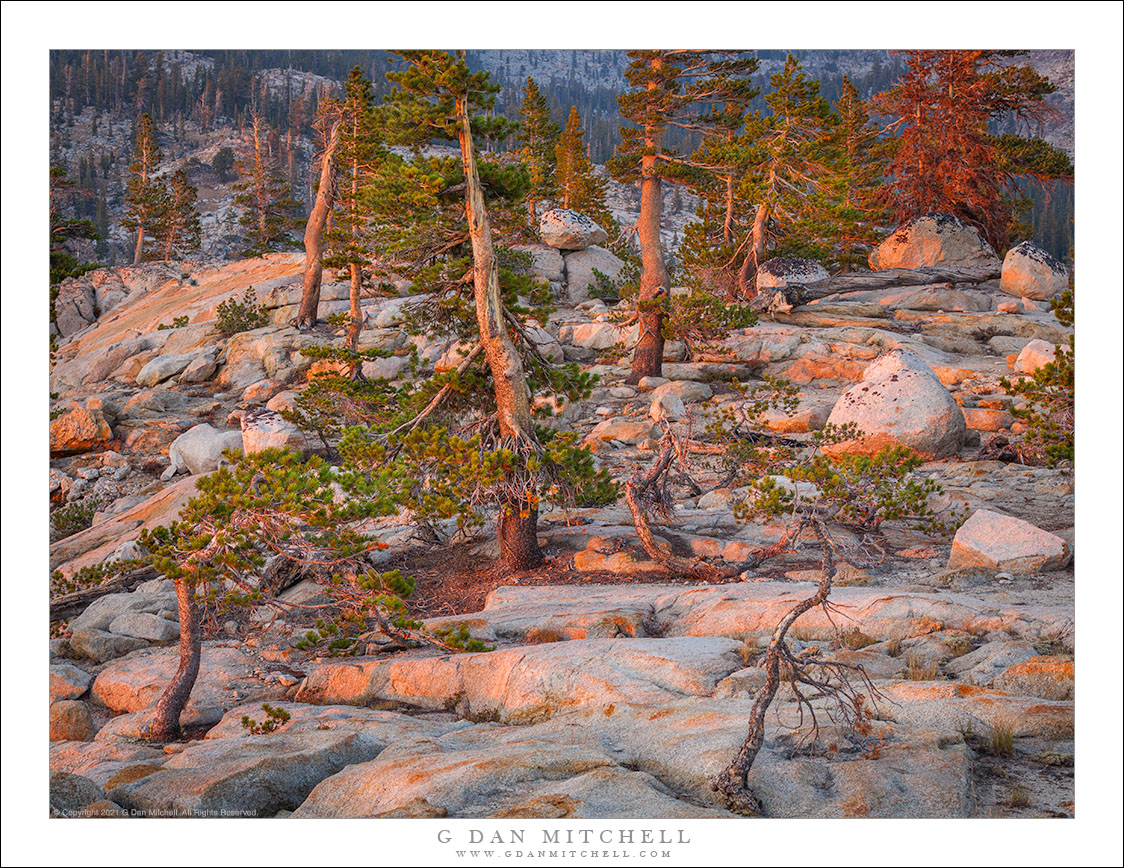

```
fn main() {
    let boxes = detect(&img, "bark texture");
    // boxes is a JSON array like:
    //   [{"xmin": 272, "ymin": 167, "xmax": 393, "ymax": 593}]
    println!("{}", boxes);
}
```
[
  {"xmin": 456, "ymin": 96, "xmax": 543, "ymax": 571},
  {"xmin": 146, "ymin": 577, "xmax": 202, "ymax": 742},
  {"xmin": 629, "ymin": 57, "xmax": 671, "ymax": 384},
  {"xmin": 295, "ymin": 122, "xmax": 341, "ymax": 331}
]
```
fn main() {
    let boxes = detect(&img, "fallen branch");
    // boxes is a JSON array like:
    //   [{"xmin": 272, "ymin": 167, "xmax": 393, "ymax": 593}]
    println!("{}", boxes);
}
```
[
  {"xmin": 751, "ymin": 264, "xmax": 1003, "ymax": 314},
  {"xmin": 50, "ymin": 565, "xmax": 159, "ymax": 622}
]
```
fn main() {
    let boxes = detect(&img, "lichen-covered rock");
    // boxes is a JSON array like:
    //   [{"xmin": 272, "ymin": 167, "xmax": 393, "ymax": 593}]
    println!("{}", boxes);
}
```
[
  {"xmin": 948, "ymin": 509, "xmax": 1070, "ymax": 574},
  {"xmin": 823, "ymin": 349, "xmax": 966, "ymax": 458},
  {"xmin": 49, "ymin": 772, "xmax": 108, "ymax": 817},
  {"xmin": 755, "ymin": 257, "xmax": 829, "ymax": 291},
  {"xmin": 539, "ymin": 208, "xmax": 608, "ymax": 250},
  {"xmin": 993, "ymin": 656, "xmax": 1074, "ymax": 701},
  {"xmin": 239, "ymin": 408, "xmax": 307, "ymax": 456},
  {"xmin": 869, "ymin": 213, "xmax": 1000, "ymax": 270},
  {"xmin": 1001, "ymin": 241, "xmax": 1068, "ymax": 300}
]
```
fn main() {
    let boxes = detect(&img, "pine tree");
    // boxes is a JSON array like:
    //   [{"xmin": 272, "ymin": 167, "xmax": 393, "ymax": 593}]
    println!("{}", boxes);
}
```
[
  {"xmin": 870, "ymin": 50, "xmax": 1072, "ymax": 252},
  {"xmin": 820, "ymin": 76, "xmax": 890, "ymax": 271},
  {"xmin": 555, "ymin": 107, "xmax": 613, "ymax": 228},
  {"xmin": 383, "ymin": 50, "xmax": 545, "ymax": 568},
  {"xmin": 233, "ymin": 112, "xmax": 302, "ymax": 257},
  {"xmin": 154, "ymin": 169, "xmax": 202, "ymax": 261},
  {"xmin": 322, "ymin": 67, "xmax": 386, "ymax": 350},
  {"xmin": 121, "ymin": 113, "xmax": 166, "ymax": 264},
  {"xmin": 737, "ymin": 55, "xmax": 836, "ymax": 289},
  {"xmin": 517, "ymin": 78, "xmax": 559, "ymax": 223},
  {"xmin": 609, "ymin": 51, "xmax": 759, "ymax": 380}
]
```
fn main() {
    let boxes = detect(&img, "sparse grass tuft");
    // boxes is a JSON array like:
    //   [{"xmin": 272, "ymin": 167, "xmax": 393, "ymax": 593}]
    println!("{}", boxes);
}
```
[
  {"xmin": 903, "ymin": 654, "xmax": 938, "ymax": 680},
  {"xmin": 839, "ymin": 627, "xmax": 878, "ymax": 650},
  {"xmin": 989, "ymin": 718, "xmax": 1016, "ymax": 757},
  {"xmin": 1007, "ymin": 785, "xmax": 1031, "ymax": 808}
]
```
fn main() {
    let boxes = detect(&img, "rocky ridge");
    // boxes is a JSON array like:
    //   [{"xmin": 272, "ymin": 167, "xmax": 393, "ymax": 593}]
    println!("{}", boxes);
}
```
[{"xmin": 48, "ymin": 220, "xmax": 1074, "ymax": 819}]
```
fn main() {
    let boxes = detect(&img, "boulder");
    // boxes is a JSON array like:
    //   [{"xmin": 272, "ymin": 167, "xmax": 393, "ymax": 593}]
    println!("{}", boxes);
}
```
[
  {"xmin": 239, "ymin": 408, "xmax": 307, "ymax": 456},
  {"xmin": 649, "ymin": 392, "xmax": 687, "ymax": 422},
  {"xmin": 1000, "ymin": 241, "xmax": 1068, "ymax": 300},
  {"xmin": 1015, "ymin": 338, "xmax": 1058, "ymax": 375},
  {"xmin": 511, "ymin": 243, "xmax": 565, "ymax": 284},
  {"xmin": 947, "ymin": 509, "xmax": 1070, "ymax": 574},
  {"xmin": 538, "ymin": 208, "xmax": 608, "ymax": 251},
  {"xmin": 360, "ymin": 355, "xmax": 407, "ymax": 381},
  {"xmin": 585, "ymin": 418, "xmax": 658, "ymax": 446},
  {"xmin": 869, "ymin": 213, "xmax": 1001, "ymax": 270},
  {"xmin": 49, "ymin": 401, "xmax": 114, "ymax": 455},
  {"xmin": 54, "ymin": 279, "xmax": 98, "ymax": 337},
  {"xmin": 755, "ymin": 257, "xmax": 829, "ymax": 291},
  {"xmin": 107, "ymin": 612, "xmax": 180, "ymax": 642},
  {"xmin": 650, "ymin": 379, "xmax": 712, "ymax": 405},
  {"xmin": 562, "ymin": 245, "xmax": 626, "ymax": 301},
  {"xmin": 135, "ymin": 353, "xmax": 195, "ymax": 388},
  {"xmin": 50, "ymin": 700, "xmax": 96, "ymax": 741},
  {"xmin": 167, "ymin": 423, "xmax": 243, "ymax": 475},
  {"xmin": 823, "ymin": 349, "xmax": 966, "ymax": 459},
  {"xmin": 68, "ymin": 587, "xmax": 179, "ymax": 663},
  {"xmin": 50, "ymin": 662, "xmax": 94, "ymax": 703},
  {"xmin": 560, "ymin": 320, "xmax": 634, "ymax": 350}
]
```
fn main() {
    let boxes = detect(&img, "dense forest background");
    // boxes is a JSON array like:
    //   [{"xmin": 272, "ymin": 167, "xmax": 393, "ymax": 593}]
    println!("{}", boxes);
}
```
[{"xmin": 48, "ymin": 48, "xmax": 1074, "ymax": 266}]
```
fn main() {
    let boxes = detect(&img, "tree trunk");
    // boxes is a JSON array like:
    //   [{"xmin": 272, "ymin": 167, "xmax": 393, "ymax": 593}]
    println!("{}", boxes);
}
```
[
  {"xmin": 710, "ymin": 520, "xmax": 836, "ymax": 815},
  {"xmin": 346, "ymin": 261, "xmax": 363, "ymax": 359},
  {"xmin": 147, "ymin": 577, "xmax": 201, "ymax": 742},
  {"xmin": 628, "ymin": 58, "xmax": 669, "ymax": 385},
  {"xmin": 456, "ymin": 94, "xmax": 543, "ymax": 571},
  {"xmin": 295, "ymin": 122, "xmax": 341, "ymax": 330},
  {"xmin": 133, "ymin": 226, "xmax": 145, "ymax": 265},
  {"xmin": 738, "ymin": 202, "xmax": 770, "ymax": 297}
]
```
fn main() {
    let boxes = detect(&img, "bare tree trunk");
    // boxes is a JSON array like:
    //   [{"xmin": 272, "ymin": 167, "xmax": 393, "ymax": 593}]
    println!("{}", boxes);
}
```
[
  {"xmin": 457, "ymin": 94, "xmax": 543, "ymax": 571},
  {"xmin": 738, "ymin": 202, "xmax": 770, "ymax": 297},
  {"xmin": 710, "ymin": 520, "xmax": 836, "ymax": 815},
  {"xmin": 346, "ymin": 261, "xmax": 363, "ymax": 358},
  {"xmin": 296, "ymin": 121, "xmax": 341, "ymax": 330},
  {"xmin": 147, "ymin": 577, "xmax": 201, "ymax": 742},
  {"xmin": 723, "ymin": 173, "xmax": 735, "ymax": 246},
  {"xmin": 629, "ymin": 57, "xmax": 670, "ymax": 385}
]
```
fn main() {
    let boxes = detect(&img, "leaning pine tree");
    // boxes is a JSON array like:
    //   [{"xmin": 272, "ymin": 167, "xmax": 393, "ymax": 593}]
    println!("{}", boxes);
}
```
[
  {"xmin": 377, "ymin": 50, "xmax": 594, "ymax": 570},
  {"xmin": 608, "ymin": 51, "xmax": 759, "ymax": 381}
]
